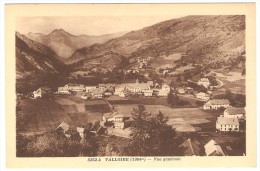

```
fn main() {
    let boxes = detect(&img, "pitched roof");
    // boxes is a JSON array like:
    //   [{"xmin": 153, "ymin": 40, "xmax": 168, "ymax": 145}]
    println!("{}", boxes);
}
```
[
  {"xmin": 199, "ymin": 78, "xmax": 210, "ymax": 82},
  {"xmin": 196, "ymin": 92, "xmax": 209, "ymax": 96},
  {"xmin": 225, "ymin": 107, "xmax": 246, "ymax": 115},
  {"xmin": 204, "ymin": 139, "xmax": 225, "ymax": 156},
  {"xmin": 178, "ymin": 138, "xmax": 201, "ymax": 156},
  {"xmin": 76, "ymin": 127, "xmax": 85, "ymax": 133},
  {"xmin": 216, "ymin": 117, "xmax": 239, "ymax": 125},
  {"xmin": 206, "ymin": 99, "xmax": 230, "ymax": 105},
  {"xmin": 67, "ymin": 83, "xmax": 84, "ymax": 87},
  {"xmin": 56, "ymin": 122, "xmax": 70, "ymax": 132},
  {"xmin": 58, "ymin": 87, "xmax": 69, "ymax": 91}
]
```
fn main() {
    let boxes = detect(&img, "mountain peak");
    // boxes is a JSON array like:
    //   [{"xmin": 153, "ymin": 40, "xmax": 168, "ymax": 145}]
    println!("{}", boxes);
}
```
[{"xmin": 49, "ymin": 29, "xmax": 72, "ymax": 37}]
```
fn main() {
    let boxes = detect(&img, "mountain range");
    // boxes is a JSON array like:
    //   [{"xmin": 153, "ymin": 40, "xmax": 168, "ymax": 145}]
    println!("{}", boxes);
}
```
[
  {"xmin": 27, "ymin": 29, "xmax": 127, "ymax": 59},
  {"xmin": 16, "ymin": 15, "xmax": 245, "ymax": 92},
  {"xmin": 66, "ymin": 15, "xmax": 245, "ymax": 68}
]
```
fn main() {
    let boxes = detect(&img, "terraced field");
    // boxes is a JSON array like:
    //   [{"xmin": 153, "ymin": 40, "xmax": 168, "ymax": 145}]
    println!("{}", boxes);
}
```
[{"xmin": 18, "ymin": 95, "xmax": 110, "ymax": 134}]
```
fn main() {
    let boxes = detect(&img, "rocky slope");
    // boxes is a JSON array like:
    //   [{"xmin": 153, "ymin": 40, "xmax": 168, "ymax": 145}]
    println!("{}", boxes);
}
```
[
  {"xmin": 16, "ymin": 32, "xmax": 67, "ymax": 93},
  {"xmin": 66, "ymin": 15, "xmax": 245, "ymax": 70}
]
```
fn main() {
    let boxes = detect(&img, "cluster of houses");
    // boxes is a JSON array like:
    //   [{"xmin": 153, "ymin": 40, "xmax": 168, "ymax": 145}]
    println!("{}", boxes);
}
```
[
  {"xmin": 114, "ymin": 79, "xmax": 170, "ymax": 97},
  {"xmin": 202, "ymin": 99, "xmax": 246, "ymax": 132},
  {"xmin": 56, "ymin": 120, "xmax": 107, "ymax": 141},
  {"xmin": 55, "ymin": 79, "xmax": 171, "ymax": 99},
  {"xmin": 178, "ymin": 138, "xmax": 227, "ymax": 156}
]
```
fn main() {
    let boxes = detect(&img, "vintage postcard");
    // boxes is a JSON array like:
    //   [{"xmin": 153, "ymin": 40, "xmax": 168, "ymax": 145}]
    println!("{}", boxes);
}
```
[{"xmin": 5, "ymin": 3, "xmax": 256, "ymax": 168}]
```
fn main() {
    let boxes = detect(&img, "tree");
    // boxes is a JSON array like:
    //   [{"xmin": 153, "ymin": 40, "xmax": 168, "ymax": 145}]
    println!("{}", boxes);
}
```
[{"xmin": 126, "ymin": 105, "xmax": 176, "ymax": 156}]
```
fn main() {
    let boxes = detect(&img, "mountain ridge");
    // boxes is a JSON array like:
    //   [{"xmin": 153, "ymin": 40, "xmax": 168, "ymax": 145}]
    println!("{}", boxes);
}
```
[{"xmin": 27, "ymin": 29, "xmax": 127, "ymax": 59}]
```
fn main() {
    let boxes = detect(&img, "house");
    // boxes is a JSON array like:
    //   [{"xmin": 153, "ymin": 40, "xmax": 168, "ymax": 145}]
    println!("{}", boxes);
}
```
[
  {"xmin": 91, "ymin": 89, "xmax": 103, "ymax": 99},
  {"xmin": 85, "ymin": 86, "xmax": 97, "ymax": 92},
  {"xmin": 162, "ymin": 84, "xmax": 170, "ymax": 92},
  {"xmin": 65, "ymin": 83, "xmax": 85, "ymax": 92},
  {"xmin": 104, "ymin": 89, "xmax": 113, "ymax": 96},
  {"xmin": 158, "ymin": 84, "xmax": 170, "ymax": 96},
  {"xmin": 146, "ymin": 81, "xmax": 153, "ymax": 87},
  {"xmin": 216, "ymin": 117, "xmax": 239, "ymax": 132},
  {"xmin": 203, "ymin": 99, "xmax": 230, "ymax": 110},
  {"xmin": 178, "ymin": 138, "xmax": 201, "ymax": 156},
  {"xmin": 126, "ymin": 83, "xmax": 150, "ymax": 93},
  {"xmin": 163, "ymin": 69, "xmax": 169, "ymax": 75},
  {"xmin": 177, "ymin": 87, "xmax": 186, "ymax": 94},
  {"xmin": 143, "ymin": 90, "xmax": 153, "ymax": 97},
  {"xmin": 76, "ymin": 127, "xmax": 85, "ymax": 139},
  {"xmin": 56, "ymin": 122, "xmax": 70, "ymax": 134},
  {"xmin": 58, "ymin": 87, "xmax": 70, "ymax": 94},
  {"xmin": 114, "ymin": 122, "xmax": 125, "ymax": 129},
  {"xmin": 195, "ymin": 92, "xmax": 210, "ymax": 101},
  {"xmin": 103, "ymin": 113, "xmax": 128, "ymax": 123},
  {"xmin": 81, "ymin": 93, "xmax": 91, "ymax": 100},
  {"xmin": 33, "ymin": 87, "xmax": 47, "ymax": 98},
  {"xmin": 223, "ymin": 107, "xmax": 246, "ymax": 119},
  {"xmin": 204, "ymin": 139, "xmax": 226, "ymax": 156},
  {"xmin": 186, "ymin": 87, "xmax": 193, "ymax": 94},
  {"xmin": 198, "ymin": 78, "xmax": 210, "ymax": 88},
  {"xmin": 114, "ymin": 85, "xmax": 126, "ymax": 95}
]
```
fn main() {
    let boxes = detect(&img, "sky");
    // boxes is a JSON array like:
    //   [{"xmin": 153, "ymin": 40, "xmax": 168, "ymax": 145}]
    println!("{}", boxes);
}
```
[{"xmin": 16, "ymin": 16, "xmax": 185, "ymax": 36}]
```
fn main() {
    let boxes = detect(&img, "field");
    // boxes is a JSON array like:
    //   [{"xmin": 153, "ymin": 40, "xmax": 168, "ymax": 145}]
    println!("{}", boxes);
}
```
[
  {"xmin": 18, "ymin": 94, "xmax": 111, "ymax": 134},
  {"xmin": 114, "ymin": 104, "xmax": 220, "ymax": 132}
]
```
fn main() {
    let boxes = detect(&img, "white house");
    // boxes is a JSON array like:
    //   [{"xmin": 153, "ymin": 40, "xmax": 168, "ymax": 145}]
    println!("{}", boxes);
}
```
[
  {"xmin": 158, "ymin": 84, "xmax": 170, "ymax": 96},
  {"xmin": 76, "ymin": 127, "xmax": 85, "ymax": 139},
  {"xmin": 195, "ymin": 92, "xmax": 210, "ymax": 101},
  {"xmin": 85, "ymin": 86, "xmax": 97, "ymax": 92},
  {"xmin": 204, "ymin": 139, "xmax": 225, "ymax": 156},
  {"xmin": 223, "ymin": 107, "xmax": 246, "ymax": 119},
  {"xmin": 198, "ymin": 78, "xmax": 210, "ymax": 88},
  {"xmin": 216, "ymin": 117, "xmax": 239, "ymax": 132},
  {"xmin": 162, "ymin": 84, "xmax": 171, "ymax": 92},
  {"xmin": 65, "ymin": 83, "xmax": 85, "ymax": 92},
  {"xmin": 114, "ymin": 122, "xmax": 125, "ymax": 129},
  {"xmin": 91, "ymin": 89, "xmax": 103, "ymax": 99},
  {"xmin": 114, "ymin": 85, "xmax": 126, "ymax": 95},
  {"xmin": 203, "ymin": 99, "xmax": 230, "ymax": 110},
  {"xmin": 143, "ymin": 90, "xmax": 153, "ymax": 97},
  {"xmin": 58, "ymin": 87, "xmax": 70, "ymax": 94},
  {"xmin": 103, "ymin": 113, "xmax": 125, "ymax": 123},
  {"xmin": 177, "ymin": 87, "xmax": 186, "ymax": 94},
  {"xmin": 33, "ymin": 87, "xmax": 47, "ymax": 98}
]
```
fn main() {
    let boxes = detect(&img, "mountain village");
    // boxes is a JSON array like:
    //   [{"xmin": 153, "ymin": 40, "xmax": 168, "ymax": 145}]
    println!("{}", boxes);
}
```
[{"xmin": 16, "ymin": 15, "xmax": 246, "ymax": 157}]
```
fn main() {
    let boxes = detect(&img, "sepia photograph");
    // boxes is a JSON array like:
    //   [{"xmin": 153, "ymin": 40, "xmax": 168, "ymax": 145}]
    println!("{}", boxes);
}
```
[
  {"xmin": 4, "ymin": 3, "xmax": 257, "ymax": 168},
  {"xmin": 15, "ymin": 15, "xmax": 247, "ymax": 157}
]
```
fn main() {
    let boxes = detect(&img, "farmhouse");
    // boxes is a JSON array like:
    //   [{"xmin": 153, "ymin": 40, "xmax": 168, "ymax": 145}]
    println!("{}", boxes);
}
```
[
  {"xmin": 33, "ymin": 87, "xmax": 47, "ymax": 98},
  {"xmin": 198, "ymin": 78, "xmax": 210, "ymax": 88},
  {"xmin": 216, "ymin": 117, "xmax": 239, "ymax": 132},
  {"xmin": 204, "ymin": 139, "xmax": 226, "ymax": 156},
  {"xmin": 65, "ymin": 83, "xmax": 85, "ymax": 92},
  {"xmin": 223, "ymin": 107, "xmax": 246, "ymax": 119},
  {"xmin": 195, "ymin": 92, "xmax": 210, "ymax": 101},
  {"xmin": 203, "ymin": 99, "xmax": 230, "ymax": 110},
  {"xmin": 178, "ymin": 138, "xmax": 201, "ymax": 156}
]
